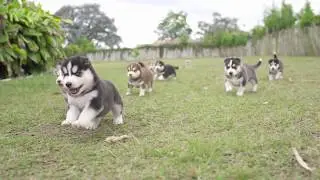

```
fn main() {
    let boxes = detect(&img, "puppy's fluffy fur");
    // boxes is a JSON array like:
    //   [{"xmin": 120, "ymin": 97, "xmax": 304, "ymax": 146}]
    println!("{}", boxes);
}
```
[
  {"xmin": 126, "ymin": 62, "xmax": 154, "ymax": 96},
  {"xmin": 268, "ymin": 53, "xmax": 284, "ymax": 80},
  {"xmin": 154, "ymin": 60, "xmax": 179, "ymax": 80},
  {"xmin": 224, "ymin": 57, "xmax": 262, "ymax": 96}
]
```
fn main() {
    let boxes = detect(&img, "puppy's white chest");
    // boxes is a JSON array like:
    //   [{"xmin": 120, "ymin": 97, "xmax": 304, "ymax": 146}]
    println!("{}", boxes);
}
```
[
  {"xmin": 228, "ymin": 77, "xmax": 242, "ymax": 86},
  {"xmin": 129, "ymin": 80, "xmax": 144, "ymax": 87},
  {"xmin": 68, "ymin": 90, "xmax": 98, "ymax": 109}
]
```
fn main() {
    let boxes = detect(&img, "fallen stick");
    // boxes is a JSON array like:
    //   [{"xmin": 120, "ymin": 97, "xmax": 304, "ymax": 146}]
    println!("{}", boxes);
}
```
[
  {"xmin": 105, "ymin": 135, "xmax": 130, "ymax": 143},
  {"xmin": 292, "ymin": 147, "xmax": 315, "ymax": 172}
]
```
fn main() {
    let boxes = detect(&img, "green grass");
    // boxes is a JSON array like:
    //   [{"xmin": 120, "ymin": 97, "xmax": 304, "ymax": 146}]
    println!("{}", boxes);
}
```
[{"xmin": 0, "ymin": 57, "xmax": 319, "ymax": 179}]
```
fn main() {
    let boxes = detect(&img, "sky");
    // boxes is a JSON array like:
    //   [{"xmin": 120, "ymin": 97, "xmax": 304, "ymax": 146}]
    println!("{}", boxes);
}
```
[{"xmin": 33, "ymin": 0, "xmax": 320, "ymax": 48}]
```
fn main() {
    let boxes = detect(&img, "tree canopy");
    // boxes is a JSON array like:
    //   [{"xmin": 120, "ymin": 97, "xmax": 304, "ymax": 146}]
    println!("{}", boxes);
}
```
[{"xmin": 55, "ymin": 3, "xmax": 122, "ymax": 49}]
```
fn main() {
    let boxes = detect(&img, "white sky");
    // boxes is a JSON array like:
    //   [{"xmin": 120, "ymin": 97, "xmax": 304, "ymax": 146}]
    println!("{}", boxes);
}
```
[{"xmin": 33, "ymin": 0, "xmax": 320, "ymax": 48}]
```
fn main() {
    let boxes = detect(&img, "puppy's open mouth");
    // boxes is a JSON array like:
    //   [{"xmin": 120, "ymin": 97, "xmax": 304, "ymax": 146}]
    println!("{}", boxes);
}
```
[{"xmin": 68, "ymin": 85, "xmax": 83, "ymax": 95}]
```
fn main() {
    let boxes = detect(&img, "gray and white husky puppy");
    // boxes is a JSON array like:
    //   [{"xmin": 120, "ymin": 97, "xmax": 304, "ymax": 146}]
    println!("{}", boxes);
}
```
[
  {"xmin": 224, "ymin": 57, "xmax": 262, "ymax": 96},
  {"xmin": 58, "ymin": 56, "xmax": 124, "ymax": 130},
  {"xmin": 268, "ymin": 53, "xmax": 284, "ymax": 81}
]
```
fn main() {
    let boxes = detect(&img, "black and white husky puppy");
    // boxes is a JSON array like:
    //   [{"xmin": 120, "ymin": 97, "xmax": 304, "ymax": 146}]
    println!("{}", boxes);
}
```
[
  {"xmin": 58, "ymin": 56, "xmax": 124, "ymax": 130},
  {"xmin": 268, "ymin": 53, "xmax": 284, "ymax": 80},
  {"xmin": 224, "ymin": 57, "xmax": 262, "ymax": 96}
]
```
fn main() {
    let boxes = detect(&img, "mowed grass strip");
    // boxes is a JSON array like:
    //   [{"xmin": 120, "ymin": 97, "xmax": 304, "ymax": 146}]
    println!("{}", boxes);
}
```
[{"xmin": 0, "ymin": 57, "xmax": 319, "ymax": 179}]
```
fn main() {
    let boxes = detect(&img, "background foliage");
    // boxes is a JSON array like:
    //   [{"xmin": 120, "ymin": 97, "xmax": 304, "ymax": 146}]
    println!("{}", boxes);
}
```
[{"xmin": 0, "ymin": 0, "xmax": 67, "ymax": 78}]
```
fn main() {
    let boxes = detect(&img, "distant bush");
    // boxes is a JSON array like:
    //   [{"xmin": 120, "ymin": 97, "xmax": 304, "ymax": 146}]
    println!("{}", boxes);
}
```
[{"xmin": 64, "ymin": 36, "xmax": 96, "ymax": 57}]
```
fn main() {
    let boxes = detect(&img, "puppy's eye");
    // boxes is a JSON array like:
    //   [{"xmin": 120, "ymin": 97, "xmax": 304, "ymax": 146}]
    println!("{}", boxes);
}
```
[
  {"xmin": 75, "ymin": 72, "xmax": 82, "ymax": 76},
  {"xmin": 226, "ymin": 66, "xmax": 230, "ymax": 69}
]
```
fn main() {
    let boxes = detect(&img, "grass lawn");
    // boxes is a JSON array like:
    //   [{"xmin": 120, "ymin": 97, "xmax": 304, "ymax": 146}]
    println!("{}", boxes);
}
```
[{"xmin": 0, "ymin": 56, "xmax": 319, "ymax": 179}]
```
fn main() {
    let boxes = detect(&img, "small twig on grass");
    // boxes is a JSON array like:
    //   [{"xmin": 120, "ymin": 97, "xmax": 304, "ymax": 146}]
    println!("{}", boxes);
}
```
[
  {"xmin": 107, "ymin": 149, "xmax": 116, "ymax": 158},
  {"xmin": 292, "ymin": 147, "xmax": 315, "ymax": 172},
  {"xmin": 104, "ymin": 135, "xmax": 130, "ymax": 143}
]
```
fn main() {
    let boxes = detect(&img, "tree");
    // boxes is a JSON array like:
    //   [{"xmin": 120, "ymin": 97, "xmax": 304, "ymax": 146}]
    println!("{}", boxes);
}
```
[
  {"xmin": 279, "ymin": 0, "xmax": 296, "ymax": 30},
  {"xmin": 251, "ymin": 25, "xmax": 266, "ymax": 41},
  {"xmin": 0, "ymin": 0, "xmax": 66, "ymax": 78},
  {"xmin": 198, "ymin": 12, "xmax": 239, "ymax": 36},
  {"xmin": 55, "ymin": 4, "xmax": 122, "ymax": 49},
  {"xmin": 197, "ymin": 12, "xmax": 247, "ymax": 47},
  {"xmin": 297, "ymin": 0, "xmax": 315, "ymax": 28},
  {"xmin": 263, "ymin": 5, "xmax": 281, "ymax": 33},
  {"xmin": 155, "ymin": 10, "xmax": 192, "ymax": 41}
]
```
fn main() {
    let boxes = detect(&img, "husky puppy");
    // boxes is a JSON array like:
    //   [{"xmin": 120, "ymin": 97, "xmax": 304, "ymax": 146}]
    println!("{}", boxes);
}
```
[
  {"xmin": 58, "ymin": 56, "xmax": 124, "ymax": 130},
  {"xmin": 146, "ymin": 61, "xmax": 158, "ymax": 80},
  {"xmin": 126, "ymin": 62, "xmax": 154, "ymax": 96},
  {"xmin": 268, "ymin": 53, "xmax": 284, "ymax": 80},
  {"xmin": 224, "ymin": 57, "xmax": 262, "ymax": 96},
  {"xmin": 54, "ymin": 62, "xmax": 68, "ymax": 103},
  {"xmin": 154, "ymin": 60, "xmax": 179, "ymax": 80}
]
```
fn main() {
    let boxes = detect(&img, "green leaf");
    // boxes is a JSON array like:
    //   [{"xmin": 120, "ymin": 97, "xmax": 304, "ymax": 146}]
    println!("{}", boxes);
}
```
[
  {"xmin": 4, "ymin": 47, "xmax": 17, "ymax": 59},
  {"xmin": 0, "ymin": 31, "xmax": 9, "ymax": 43},
  {"xmin": 28, "ymin": 52, "xmax": 42, "ymax": 64},
  {"xmin": 12, "ymin": 44, "xmax": 27, "ymax": 60},
  {"xmin": 39, "ymin": 48, "xmax": 50, "ymax": 62},
  {"xmin": 6, "ymin": 24, "xmax": 22, "ymax": 37},
  {"xmin": 24, "ymin": 38, "xmax": 39, "ymax": 52},
  {"xmin": 45, "ymin": 35, "xmax": 57, "ymax": 47},
  {"xmin": 2, "ymin": 52, "xmax": 14, "ymax": 62},
  {"xmin": 22, "ymin": 28, "xmax": 42, "ymax": 37}
]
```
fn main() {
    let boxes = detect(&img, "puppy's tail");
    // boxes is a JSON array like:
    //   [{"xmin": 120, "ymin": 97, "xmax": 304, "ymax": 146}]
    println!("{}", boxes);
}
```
[
  {"xmin": 137, "ymin": 61, "xmax": 145, "ymax": 67},
  {"xmin": 273, "ymin": 52, "xmax": 278, "ymax": 59},
  {"xmin": 174, "ymin": 66, "xmax": 179, "ymax": 70},
  {"xmin": 252, "ymin": 58, "xmax": 262, "ymax": 69}
]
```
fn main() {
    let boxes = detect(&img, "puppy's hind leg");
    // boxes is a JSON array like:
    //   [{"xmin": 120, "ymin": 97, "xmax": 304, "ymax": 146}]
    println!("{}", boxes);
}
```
[
  {"xmin": 139, "ymin": 84, "xmax": 146, "ymax": 96},
  {"xmin": 111, "ymin": 103, "xmax": 124, "ymax": 125},
  {"xmin": 250, "ymin": 80, "xmax": 258, "ymax": 92},
  {"xmin": 147, "ymin": 81, "xmax": 153, "ymax": 93},
  {"xmin": 126, "ymin": 83, "xmax": 133, "ymax": 96}
]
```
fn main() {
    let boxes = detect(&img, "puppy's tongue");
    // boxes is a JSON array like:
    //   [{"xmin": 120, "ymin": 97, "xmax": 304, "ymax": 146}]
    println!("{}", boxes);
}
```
[{"xmin": 70, "ymin": 88, "xmax": 78, "ymax": 94}]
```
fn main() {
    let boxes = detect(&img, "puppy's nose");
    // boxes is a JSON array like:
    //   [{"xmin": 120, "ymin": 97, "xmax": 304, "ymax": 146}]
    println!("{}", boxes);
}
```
[
  {"xmin": 229, "ymin": 72, "xmax": 233, "ymax": 76},
  {"xmin": 65, "ymin": 82, "xmax": 72, "ymax": 88}
]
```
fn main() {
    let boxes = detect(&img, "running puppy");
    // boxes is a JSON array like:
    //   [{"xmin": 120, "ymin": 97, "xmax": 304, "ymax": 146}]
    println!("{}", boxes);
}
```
[
  {"xmin": 268, "ymin": 53, "xmax": 284, "ymax": 80},
  {"xmin": 58, "ymin": 56, "xmax": 124, "ymax": 130},
  {"xmin": 224, "ymin": 57, "xmax": 262, "ymax": 96},
  {"xmin": 126, "ymin": 62, "xmax": 154, "ymax": 96},
  {"xmin": 154, "ymin": 60, "xmax": 179, "ymax": 80}
]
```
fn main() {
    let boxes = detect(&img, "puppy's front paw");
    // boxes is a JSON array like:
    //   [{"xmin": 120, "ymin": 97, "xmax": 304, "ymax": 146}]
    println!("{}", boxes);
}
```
[
  {"xmin": 71, "ymin": 120, "xmax": 98, "ymax": 130},
  {"xmin": 61, "ymin": 120, "xmax": 72, "ymax": 126},
  {"xmin": 236, "ymin": 91, "xmax": 244, "ymax": 96},
  {"xmin": 113, "ymin": 115, "xmax": 124, "ymax": 125}
]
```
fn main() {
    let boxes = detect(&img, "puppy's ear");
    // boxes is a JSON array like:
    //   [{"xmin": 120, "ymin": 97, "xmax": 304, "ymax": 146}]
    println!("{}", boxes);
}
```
[
  {"xmin": 224, "ymin": 58, "xmax": 229, "ymax": 64},
  {"xmin": 80, "ymin": 56, "xmax": 91, "ymax": 67},
  {"xmin": 268, "ymin": 59, "xmax": 273, "ymax": 64},
  {"xmin": 233, "ymin": 58, "xmax": 241, "ymax": 64},
  {"xmin": 137, "ymin": 61, "xmax": 145, "ymax": 67}
]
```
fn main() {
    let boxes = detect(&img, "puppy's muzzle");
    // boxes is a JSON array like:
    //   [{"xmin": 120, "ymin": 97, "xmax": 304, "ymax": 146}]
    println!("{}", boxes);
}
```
[
  {"xmin": 56, "ymin": 80, "xmax": 63, "ymax": 86},
  {"xmin": 229, "ymin": 72, "xmax": 233, "ymax": 76}
]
